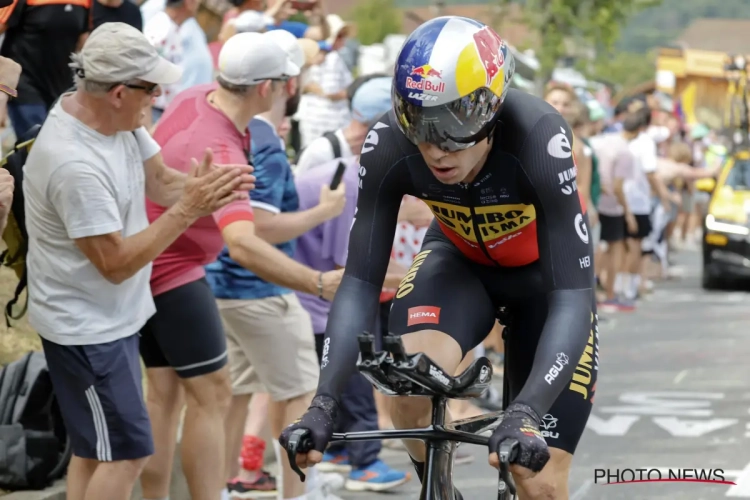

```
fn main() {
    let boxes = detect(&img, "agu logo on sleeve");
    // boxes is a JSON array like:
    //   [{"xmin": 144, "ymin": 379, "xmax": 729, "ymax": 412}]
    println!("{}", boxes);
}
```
[{"xmin": 455, "ymin": 25, "xmax": 510, "ymax": 98}]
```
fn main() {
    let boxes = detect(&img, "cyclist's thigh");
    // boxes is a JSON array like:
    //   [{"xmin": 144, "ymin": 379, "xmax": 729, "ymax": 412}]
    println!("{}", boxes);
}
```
[
  {"xmin": 388, "ymin": 230, "xmax": 496, "ymax": 359},
  {"xmin": 504, "ymin": 296, "xmax": 598, "ymax": 454}
]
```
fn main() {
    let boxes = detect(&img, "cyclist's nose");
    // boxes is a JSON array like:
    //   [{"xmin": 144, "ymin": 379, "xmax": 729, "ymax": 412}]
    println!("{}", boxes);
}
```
[{"xmin": 420, "ymin": 142, "xmax": 449, "ymax": 161}]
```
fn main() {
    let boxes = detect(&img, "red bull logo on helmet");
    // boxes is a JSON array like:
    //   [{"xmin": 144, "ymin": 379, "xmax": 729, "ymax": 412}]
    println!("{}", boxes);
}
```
[
  {"xmin": 455, "ymin": 25, "xmax": 508, "ymax": 98},
  {"xmin": 405, "ymin": 77, "xmax": 446, "ymax": 93},
  {"xmin": 407, "ymin": 64, "xmax": 446, "ymax": 94}
]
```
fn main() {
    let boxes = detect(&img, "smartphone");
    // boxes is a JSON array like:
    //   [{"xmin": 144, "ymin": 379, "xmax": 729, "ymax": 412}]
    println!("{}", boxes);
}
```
[
  {"xmin": 330, "ymin": 161, "xmax": 346, "ymax": 190},
  {"xmin": 290, "ymin": 0, "xmax": 315, "ymax": 10}
]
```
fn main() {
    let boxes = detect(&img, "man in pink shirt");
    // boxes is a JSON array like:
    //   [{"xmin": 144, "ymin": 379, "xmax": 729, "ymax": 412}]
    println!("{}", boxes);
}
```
[
  {"xmin": 138, "ymin": 32, "xmax": 344, "ymax": 500},
  {"xmin": 590, "ymin": 114, "xmax": 639, "ymax": 311}
]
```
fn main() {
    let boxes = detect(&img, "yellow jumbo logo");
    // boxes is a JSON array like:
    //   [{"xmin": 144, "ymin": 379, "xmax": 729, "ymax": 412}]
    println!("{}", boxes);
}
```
[
  {"xmin": 428, "ymin": 201, "xmax": 536, "ymax": 243},
  {"xmin": 395, "ymin": 250, "xmax": 431, "ymax": 299},
  {"xmin": 569, "ymin": 313, "xmax": 597, "ymax": 400}
]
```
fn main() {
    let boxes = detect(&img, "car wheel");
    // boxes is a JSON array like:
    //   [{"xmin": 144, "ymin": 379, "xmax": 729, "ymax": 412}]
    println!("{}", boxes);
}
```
[{"xmin": 701, "ymin": 266, "xmax": 726, "ymax": 290}]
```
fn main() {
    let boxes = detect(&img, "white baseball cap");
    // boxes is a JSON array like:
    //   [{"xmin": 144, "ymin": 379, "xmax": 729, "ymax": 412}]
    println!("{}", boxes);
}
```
[
  {"xmin": 70, "ymin": 22, "xmax": 182, "ymax": 85},
  {"xmin": 232, "ymin": 10, "xmax": 272, "ymax": 33},
  {"xmin": 263, "ymin": 30, "xmax": 305, "ymax": 69},
  {"xmin": 219, "ymin": 32, "xmax": 300, "ymax": 86}
]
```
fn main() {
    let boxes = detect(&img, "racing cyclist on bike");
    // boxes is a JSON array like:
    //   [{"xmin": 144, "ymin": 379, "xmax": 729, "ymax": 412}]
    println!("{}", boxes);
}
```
[{"xmin": 281, "ymin": 16, "xmax": 598, "ymax": 499}]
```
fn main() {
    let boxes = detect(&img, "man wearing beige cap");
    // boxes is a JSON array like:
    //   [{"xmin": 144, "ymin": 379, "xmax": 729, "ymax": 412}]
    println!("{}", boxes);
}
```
[
  {"xmin": 22, "ymin": 23, "xmax": 253, "ymax": 500},
  {"xmin": 138, "ymin": 31, "xmax": 343, "ymax": 500}
]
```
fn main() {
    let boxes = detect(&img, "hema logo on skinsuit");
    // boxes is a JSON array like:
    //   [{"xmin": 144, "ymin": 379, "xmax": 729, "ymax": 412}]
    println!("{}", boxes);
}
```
[{"xmin": 407, "ymin": 305, "xmax": 440, "ymax": 326}]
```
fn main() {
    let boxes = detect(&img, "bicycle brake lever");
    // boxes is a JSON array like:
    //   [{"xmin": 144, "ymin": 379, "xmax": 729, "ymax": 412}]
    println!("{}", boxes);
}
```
[
  {"xmin": 498, "ymin": 439, "xmax": 519, "ymax": 464},
  {"xmin": 497, "ymin": 439, "xmax": 519, "ymax": 499},
  {"xmin": 286, "ymin": 429, "xmax": 314, "ymax": 482}
]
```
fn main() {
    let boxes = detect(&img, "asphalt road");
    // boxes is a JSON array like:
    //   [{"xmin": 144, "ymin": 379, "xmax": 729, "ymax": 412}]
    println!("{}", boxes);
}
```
[{"xmin": 339, "ymin": 249, "xmax": 750, "ymax": 500}]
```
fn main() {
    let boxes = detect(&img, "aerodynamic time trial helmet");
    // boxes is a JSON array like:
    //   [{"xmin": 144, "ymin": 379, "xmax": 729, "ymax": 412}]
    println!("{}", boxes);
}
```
[{"xmin": 392, "ymin": 16, "xmax": 515, "ymax": 152}]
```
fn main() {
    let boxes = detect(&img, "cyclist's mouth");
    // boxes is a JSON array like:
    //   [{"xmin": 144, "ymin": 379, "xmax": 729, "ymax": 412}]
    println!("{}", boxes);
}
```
[{"xmin": 429, "ymin": 165, "xmax": 458, "ymax": 181}]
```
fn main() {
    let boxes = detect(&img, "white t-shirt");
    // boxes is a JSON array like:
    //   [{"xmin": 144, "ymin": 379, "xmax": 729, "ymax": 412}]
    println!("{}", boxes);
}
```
[
  {"xmin": 144, "ymin": 11, "xmax": 183, "ymax": 110},
  {"xmin": 24, "ymin": 100, "xmax": 159, "ymax": 345},
  {"xmin": 140, "ymin": 0, "xmax": 166, "ymax": 25},
  {"xmin": 625, "ymin": 132, "xmax": 658, "ymax": 215},
  {"xmin": 295, "ymin": 129, "xmax": 353, "ymax": 174}
]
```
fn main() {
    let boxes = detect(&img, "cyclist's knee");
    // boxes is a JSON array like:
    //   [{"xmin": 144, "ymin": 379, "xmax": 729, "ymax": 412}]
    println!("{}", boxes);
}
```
[
  {"xmin": 391, "ymin": 395, "xmax": 432, "ymax": 424},
  {"xmin": 400, "ymin": 329, "xmax": 464, "ymax": 373},
  {"xmin": 183, "ymin": 367, "xmax": 232, "ymax": 411}
]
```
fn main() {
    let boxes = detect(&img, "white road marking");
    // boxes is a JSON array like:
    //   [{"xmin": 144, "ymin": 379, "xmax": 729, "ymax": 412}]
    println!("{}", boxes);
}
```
[
  {"xmin": 674, "ymin": 370, "xmax": 689, "ymax": 384},
  {"xmin": 570, "ymin": 479, "xmax": 593, "ymax": 500}
]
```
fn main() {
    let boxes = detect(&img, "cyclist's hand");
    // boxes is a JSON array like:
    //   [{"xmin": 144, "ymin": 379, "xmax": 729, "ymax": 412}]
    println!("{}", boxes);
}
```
[
  {"xmin": 279, "ymin": 395, "xmax": 339, "ymax": 469},
  {"xmin": 488, "ymin": 402, "xmax": 550, "ymax": 479}
]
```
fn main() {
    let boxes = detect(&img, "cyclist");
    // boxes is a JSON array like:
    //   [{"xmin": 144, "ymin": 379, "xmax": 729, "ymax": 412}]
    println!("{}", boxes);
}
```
[{"xmin": 281, "ymin": 16, "xmax": 598, "ymax": 499}]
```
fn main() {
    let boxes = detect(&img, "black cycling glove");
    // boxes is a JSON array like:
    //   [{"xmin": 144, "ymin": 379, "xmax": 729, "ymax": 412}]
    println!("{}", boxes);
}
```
[
  {"xmin": 488, "ymin": 402, "xmax": 550, "ymax": 473},
  {"xmin": 279, "ymin": 395, "xmax": 339, "ymax": 453}
]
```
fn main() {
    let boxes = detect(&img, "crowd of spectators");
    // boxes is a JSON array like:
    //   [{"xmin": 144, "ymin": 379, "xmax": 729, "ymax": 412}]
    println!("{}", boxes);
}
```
[
  {"xmin": 544, "ymin": 83, "xmax": 727, "ymax": 313},
  {"xmin": 0, "ymin": 2, "xmax": 732, "ymax": 500}
]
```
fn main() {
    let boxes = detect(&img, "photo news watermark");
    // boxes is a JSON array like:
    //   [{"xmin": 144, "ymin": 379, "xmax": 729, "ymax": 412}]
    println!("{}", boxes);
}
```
[{"xmin": 594, "ymin": 468, "xmax": 737, "ymax": 485}]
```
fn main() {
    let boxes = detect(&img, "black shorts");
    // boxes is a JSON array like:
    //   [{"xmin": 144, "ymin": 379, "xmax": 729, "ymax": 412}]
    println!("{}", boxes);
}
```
[
  {"xmin": 627, "ymin": 214, "xmax": 652, "ymax": 240},
  {"xmin": 599, "ymin": 214, "xmax": 625, "ymax": 242},
  {"xmin": 140, "ymin": 278, "xmax": 228, "ymax": 378},
  {"xmin": 41, "ymin": 335, "xmax": 153, "ymax": 461},
  {"xmin": 389, "ymin": 229, "xmax": 598, "ymax": 454}
]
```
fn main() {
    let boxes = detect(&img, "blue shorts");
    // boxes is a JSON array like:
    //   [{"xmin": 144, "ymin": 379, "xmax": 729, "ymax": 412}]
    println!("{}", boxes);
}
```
[{"xmin": 41, "ymin": 334, "xmax": 153, "ymax": 462}]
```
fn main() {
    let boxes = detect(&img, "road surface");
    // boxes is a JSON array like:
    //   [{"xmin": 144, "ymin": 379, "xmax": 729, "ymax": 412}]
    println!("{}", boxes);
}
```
[{"xmin": 339, "ymin": 250, "xmax": 750, "ymax": 500}]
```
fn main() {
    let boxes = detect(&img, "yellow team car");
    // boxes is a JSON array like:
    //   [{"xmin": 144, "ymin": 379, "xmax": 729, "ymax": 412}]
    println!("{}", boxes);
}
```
[{"xmin": 696, "ymin": 150, "xmax": 750, "ymax": 289}]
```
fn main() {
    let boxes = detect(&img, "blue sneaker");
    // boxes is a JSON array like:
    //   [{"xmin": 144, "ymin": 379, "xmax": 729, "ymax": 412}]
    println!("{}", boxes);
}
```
[
  {"xmin": 345, "ymin": 460, "xmax": 411, "ymax": 492},
  {"xmin": 317, "ymin": 450, "xmax": 352, "ymax": 473}
]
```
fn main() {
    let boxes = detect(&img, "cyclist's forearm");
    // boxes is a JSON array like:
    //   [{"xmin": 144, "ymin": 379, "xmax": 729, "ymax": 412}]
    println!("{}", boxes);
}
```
[
  {"xmin": 316, "ymin": 276, "xmax": 382, "ymax": 403},
  {"xmin": 513, "ymin": 288, "xmax": 593, "ymax": 418}
]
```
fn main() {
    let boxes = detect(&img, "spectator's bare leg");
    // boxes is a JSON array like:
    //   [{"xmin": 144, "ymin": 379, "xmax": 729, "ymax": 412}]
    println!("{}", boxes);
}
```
[
  {"xmin": 140, "ymin": 368, "xmax": 184, "ymax": 499},
  {"xmin": 66, "ymin": 455, "xmax": 97, "ymax": 500},
  {"xmin": 224, "ymin": 393, "xmax": 252, "ymax": 480},
  {"xmin": 603, "ymin": 241, "xmax": 625, "ymax": 300},
  {"xmin": 180, "ymin": 367, "xmax": 232, "ymax": 500},
  {"xmin": 235, "ymin": 393, "xmax": 272, "ymax": 481},
  {"xmin": 269, "ymin": 391, "xmax": 315, "ymax": 499},
  {"xmin": 626, "ymin": 238, "xmax": 643, "ymax": 298},
  {"xmin": 83, "ymin": 458, "xmax": 148, "ymax": 500}
]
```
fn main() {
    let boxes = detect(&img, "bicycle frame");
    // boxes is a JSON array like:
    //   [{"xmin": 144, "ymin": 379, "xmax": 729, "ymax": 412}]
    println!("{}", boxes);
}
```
[
  {"xmin": 330, "ymin": 398, "xmax": 502, "ymax": 499},
  {"xmin": 285, "ymin": 334, "xmax": 518, "ymax": 499}
]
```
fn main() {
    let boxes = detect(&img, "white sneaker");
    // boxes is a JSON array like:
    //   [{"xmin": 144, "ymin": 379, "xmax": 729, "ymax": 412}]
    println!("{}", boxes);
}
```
[
  {"xmin": 319, "ymin": 471, "xmax": 345, "ymax": 491},
  {"xmin": 307, "ymin": 479, "xmax": 345, "ymax": 500}
]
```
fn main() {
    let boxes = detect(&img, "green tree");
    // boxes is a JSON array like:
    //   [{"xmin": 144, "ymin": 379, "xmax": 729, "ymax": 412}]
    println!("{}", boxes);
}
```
[
  {"xmin": 349, "ymin": 0, "xmax": 402, "ymax": 45},
  {"xmin": 618, "ymin": 0, "xmax": 750, "ymax": 53},
  {"xmin": 497, "ymin": 0, "xmax": 662, "ymax": 82},
  {"xmin": 578, "ymin": 50, "xmax": 658, "ymax": 91}
]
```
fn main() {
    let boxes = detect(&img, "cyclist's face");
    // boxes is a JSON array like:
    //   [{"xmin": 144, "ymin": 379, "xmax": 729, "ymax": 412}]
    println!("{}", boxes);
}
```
[{"xmin": 417, "ymin": 138, "xmax": 492, "ymax": 184}]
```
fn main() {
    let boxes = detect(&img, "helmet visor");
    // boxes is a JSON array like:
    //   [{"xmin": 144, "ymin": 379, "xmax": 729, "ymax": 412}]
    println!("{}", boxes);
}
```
[{"xmin": 393, "ymin": 87, "xmax": 503, "ymax": 152}]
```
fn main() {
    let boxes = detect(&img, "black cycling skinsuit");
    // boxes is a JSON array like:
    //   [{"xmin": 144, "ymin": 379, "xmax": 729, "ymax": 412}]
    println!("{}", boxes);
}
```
[{"xmin": 317, "ymin": 89, "xmax": 598, "ymax": 454}]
